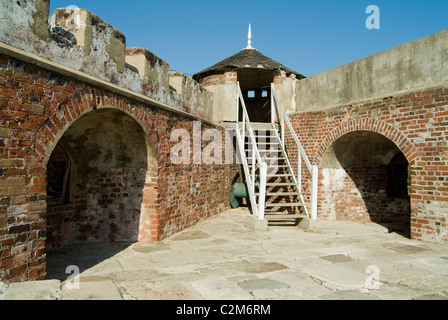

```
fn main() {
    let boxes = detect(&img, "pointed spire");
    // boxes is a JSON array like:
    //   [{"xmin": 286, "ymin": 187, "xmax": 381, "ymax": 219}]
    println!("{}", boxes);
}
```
[{"xmin": 245, "ymin": 24, "xmax": 255, "ymax": 50}]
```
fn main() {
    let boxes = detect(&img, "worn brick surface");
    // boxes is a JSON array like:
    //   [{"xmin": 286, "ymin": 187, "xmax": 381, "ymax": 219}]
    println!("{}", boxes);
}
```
[
  {"xmin": 0, "ymin": 54, "xmax": 240, "ymax": 282},
  {"xmin": 288, "ymin": 85, "xmax": 448, "ymax": 244}
]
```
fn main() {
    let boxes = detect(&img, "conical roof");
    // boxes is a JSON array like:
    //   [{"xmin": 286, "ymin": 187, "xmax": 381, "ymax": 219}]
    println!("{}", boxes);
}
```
[{"xmin": 193, "ymin": 48, "xmax": 306, "ymax": 82}]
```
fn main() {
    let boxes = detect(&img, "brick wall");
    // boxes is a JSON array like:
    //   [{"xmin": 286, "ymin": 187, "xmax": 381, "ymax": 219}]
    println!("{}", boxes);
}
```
[
  {"xmin": 46, "ymin": 167, "xmax": 147, "ymax": 250},
  {"xmin": 198, "ymin": 71, "xmax": 238, "ymax": 88},
  {"xmin": 319, "ymin": 165, "xmax": 410, "ymax": 224},
  {"xmin": 273, "ymin": 70, "xmax": 297, "ymax": 84},
  {"xmin": 288, "ymin": 84, "xmax": 448, "ymax": 243},
  {"xmin": 0, "ymin": 53, "xmax": 240, "ymax": 282}
]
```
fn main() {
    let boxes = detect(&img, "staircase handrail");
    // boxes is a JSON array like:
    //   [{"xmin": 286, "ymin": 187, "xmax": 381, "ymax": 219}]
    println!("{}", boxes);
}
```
[
  {"xmin": 234, "ymin": 82, "xmax": 267, "ymax": 220},
  {"xmin": 271, "ymin": 84, "xmax": 318, "ymax": 220}
]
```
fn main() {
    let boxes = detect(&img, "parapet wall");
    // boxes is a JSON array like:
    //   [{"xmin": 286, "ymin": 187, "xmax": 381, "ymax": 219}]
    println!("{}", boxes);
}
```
[
  {"xmin": 294, "ymin": 29, "xmax": 448, "ymax": 112},
  {"xmin": 0, "ymin": 0, "xmax": 213, "ymax": 120}
]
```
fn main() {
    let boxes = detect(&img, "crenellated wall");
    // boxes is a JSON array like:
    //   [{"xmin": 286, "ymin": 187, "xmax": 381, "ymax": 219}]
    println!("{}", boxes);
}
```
[{"xmin": 0, "ymin": 0, "xmax": 213, "ymax": 119}]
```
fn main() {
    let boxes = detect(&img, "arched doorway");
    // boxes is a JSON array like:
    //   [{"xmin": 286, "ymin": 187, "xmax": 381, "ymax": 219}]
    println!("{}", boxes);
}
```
[
  {"xmin": 319, "ymin": 130, "xmax": 411, "ymax": 237},
  {"xmin": 45, "ymin": 108, "xmax": 157, "ymax": 251}
]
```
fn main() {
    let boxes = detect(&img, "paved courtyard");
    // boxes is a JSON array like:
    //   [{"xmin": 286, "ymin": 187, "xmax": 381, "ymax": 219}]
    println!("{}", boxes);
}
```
[{"xmin": 1, "ymin": 208, "xmax": 448, "ymax": 300}]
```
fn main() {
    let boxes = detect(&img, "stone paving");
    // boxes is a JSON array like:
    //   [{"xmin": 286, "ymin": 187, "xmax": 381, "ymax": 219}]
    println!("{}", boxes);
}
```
[{"xmin": 1, "ymin": 208, "xmax": 448, "ymax": 300}]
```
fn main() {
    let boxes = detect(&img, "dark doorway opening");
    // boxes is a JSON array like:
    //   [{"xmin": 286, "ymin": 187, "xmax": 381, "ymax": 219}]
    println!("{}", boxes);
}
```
[{"xmin": 237, "ymin": 68, "xmax": 275, "ymax": 123}]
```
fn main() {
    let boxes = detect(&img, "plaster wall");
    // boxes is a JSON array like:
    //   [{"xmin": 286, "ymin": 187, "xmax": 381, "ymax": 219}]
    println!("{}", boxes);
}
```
[
  {"xmin": 294, "ymin": 29, "xmax": 448, "ymax": 112},
  {"xmin": 205, "ymin": 84, "xmax": 238, "ymax": 123}
]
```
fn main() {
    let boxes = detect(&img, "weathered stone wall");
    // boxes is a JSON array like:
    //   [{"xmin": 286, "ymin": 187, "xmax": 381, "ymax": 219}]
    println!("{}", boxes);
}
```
[
  {"xmin": 0, "ymin": 0, "xmax": 213, "ymax": 120},
  {"xmin": 319, "ymin": 165, "xmax": 410, "ymax": 223},
  {"xmin": 272, "ymin": 70, "xmax": 299, "ymax": 113},
  {"xmin": 45, "ymin": 109, "xmax": 150, "ymax": 249},
  {"xmin": 169, "ymin": 71, "xmax": 214, "ymax": 120},
  {"xmin": 198, "ymin": 71, "xmax": 238, "ymax": 123},
  {"xmin": 46, "ymin": 166, "xmax": 146, "ymax": 250}
]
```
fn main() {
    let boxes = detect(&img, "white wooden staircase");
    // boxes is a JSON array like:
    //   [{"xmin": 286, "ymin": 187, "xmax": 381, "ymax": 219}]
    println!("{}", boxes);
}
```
[
  {"xmin": 244, "ymin": 122, "xmax": 307, "ymax": 222},
  {"xmin": 233, "ymin": 83, "xmax": 318, "ymax": 224}
]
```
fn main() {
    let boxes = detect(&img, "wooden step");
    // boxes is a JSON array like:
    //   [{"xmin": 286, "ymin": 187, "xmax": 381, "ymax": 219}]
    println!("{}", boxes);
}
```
[
  {"xmin": 264, "ymin": 214, "xmax": 308, "ymax": 219},
  {"xmin": 267, "ymin": 165, "xmax": 290, "ymax": 168},
  {"xmin": 245, "ymin": 151, "xmax": 283, "ymax": 155},
  {"xmin": 245, "ymin": 140, "xmax": 278, "ymax": 145},
  {"xmin": 244, "ymin": 149, "xmax": 280, "ymax": 152},
  {"xmin": 266, "ymin": 178, "xmax": 294, "ymax": 183},
  {"xmin": 255, "ymin": 192, "xmax": 300, "ymax": 196},
  {"xmin": 237, "ymin": 122, "xmax": 275, "ymax": 130},
  {"xmin": 266, "ymin": 182, "xmax": 296, "ymax": 186},
  {"xmin": 245, "ymin": 132, "xmax": 277, "ymax": 137},
  {"xmin": 249, "ymin": 170, "xmax": 291, "ymax": 176},
  {"xmin": 266, "ymin": 173, "xmax": 294, "ymax": 177},
  {"xmin": 265, "ymin": 202, "xmax": 305, "ymax": 208},
  {"xmin": 245, "ymin": 141, "xmax": 280, "ymax": 144},
  {"xmin": 248, "ymin": 164, "xmax": 290, "ymax": 170},
  {"xmin": 246, "ymin": 136, "xmax": 278, "ymax": 140},
  {"xmin": 246, "ymin": 156, "xmax": 286, "ymax": 160}
]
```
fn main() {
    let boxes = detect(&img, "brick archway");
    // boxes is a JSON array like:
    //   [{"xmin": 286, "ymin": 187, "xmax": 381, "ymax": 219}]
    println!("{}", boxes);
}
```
[
  {"xmin": 32, "ymin": 89, "xmax": 158, "ymax": 167},
  {"xmin": 315, "ymin": 119, "xmax": 418, "ymax": 166},
  {"xmin": 315, "ymin": 119, "xmax": 416, "ymax": 236},
  {"xmin": 31, "ymin": 90, "xmax": 160, "ymax": 245}
]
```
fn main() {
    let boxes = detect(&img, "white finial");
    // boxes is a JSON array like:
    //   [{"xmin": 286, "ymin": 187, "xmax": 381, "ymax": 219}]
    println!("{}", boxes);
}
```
[{"xmin": 246, "ymin": 24, "xmax": 253, "ymax": 49}]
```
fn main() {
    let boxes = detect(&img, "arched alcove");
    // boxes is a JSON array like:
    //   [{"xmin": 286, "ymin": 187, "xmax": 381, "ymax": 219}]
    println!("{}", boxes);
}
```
[
  {"xmin": 319, "ymin": 130, "xmax": 411, "ymax": 236},
  {"xmin": 45, "ymin": 108, "xmax": 157, "ymax": 251}
]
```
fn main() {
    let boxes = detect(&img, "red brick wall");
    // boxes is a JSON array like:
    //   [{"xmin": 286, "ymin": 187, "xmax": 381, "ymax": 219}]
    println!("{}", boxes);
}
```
[
  {"xmin": 273, "ymin": 70, "xmax": 298, "ymax": 84},
  {"xmin": 288, "ymin": 85, "xmax": 448, "ymax": 243},
  {"xmin": 46, "ymin": 204, "xmax": 75, "ymax": 250},
  {"xmin": 46, "ymin": 167, "xmax": 148, "ymax": 250},
  {"xmin": 319, "ymin": 165, "xmax": 410, "ymax": 223},
  {"xmin": 198, "ymin": 71, "xmax": 238, "ymax": 87},
  {"xmin": 0, "ymin": 53, "xmax": 240, "ymax": 282}
]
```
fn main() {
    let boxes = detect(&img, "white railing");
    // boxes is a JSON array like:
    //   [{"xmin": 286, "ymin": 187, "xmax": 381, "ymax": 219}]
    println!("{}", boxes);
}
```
[
  {"xmin": 271, "ymin": 84, "xmax": 319, "ymax": 220},
  {"xmin": 234, "ymin": 82, "xmax": 267, "ymax": 220}
]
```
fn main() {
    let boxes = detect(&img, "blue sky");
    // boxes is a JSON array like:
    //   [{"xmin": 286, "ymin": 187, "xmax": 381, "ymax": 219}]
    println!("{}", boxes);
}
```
[{"xmin": 49, "ymin": 0, "xmax": 448, "ymax": 77}]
